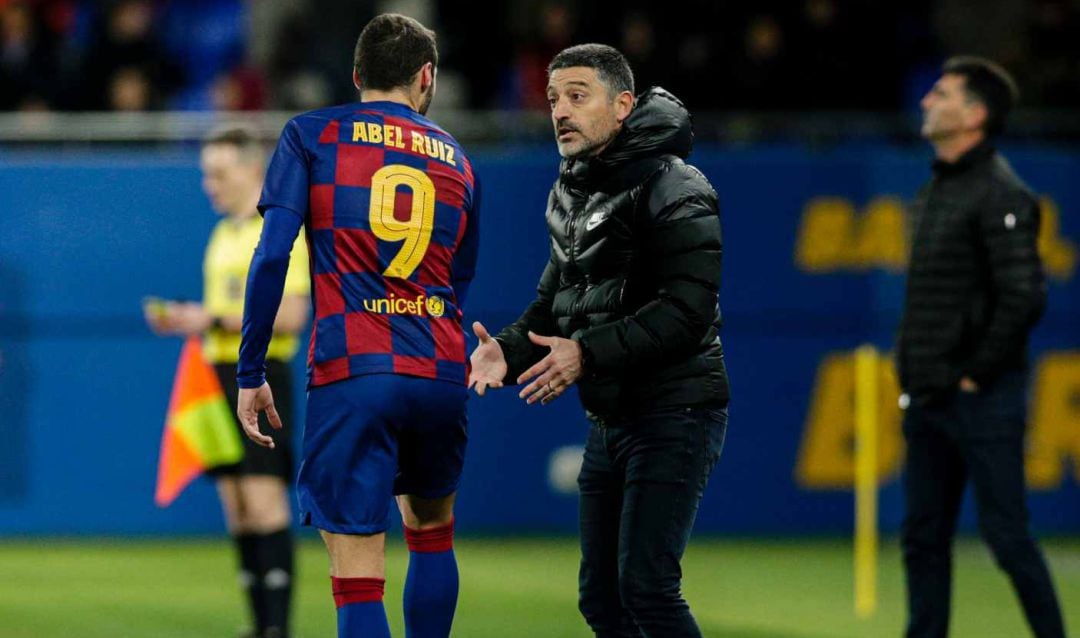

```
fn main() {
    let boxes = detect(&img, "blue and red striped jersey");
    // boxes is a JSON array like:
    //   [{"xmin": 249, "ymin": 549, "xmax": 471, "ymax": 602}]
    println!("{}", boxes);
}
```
[{"xmin": 259, "ymin": 101, "xmax": 480, "ymax": 388}]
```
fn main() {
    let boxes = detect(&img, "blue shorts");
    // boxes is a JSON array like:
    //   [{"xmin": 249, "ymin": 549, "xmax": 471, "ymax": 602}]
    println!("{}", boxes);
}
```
[{"xmin": 298, "ymin": 373, "xmax": 468, "ymax": 534}]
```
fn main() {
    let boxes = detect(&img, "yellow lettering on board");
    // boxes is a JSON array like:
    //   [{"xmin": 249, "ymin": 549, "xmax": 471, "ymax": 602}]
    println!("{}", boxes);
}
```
[
  {"xmin": 1038, "ymin": 197, "xmax": 1077, "ymax": 281},
  {"xmin": 794, "ymin": 351, "xmax": 904, "ymax": 488},
  {"xmin": 795, "ymin": 196, "xmax": 909, "ymax": 273},
  {"xmin": 852, "ymin": 196, "xmax": 908, "ymax": 272},
  {"xmin": 1026, "ymin": 352, "xmax": 1080, "ymax": 489},
  {"xmin": 794, "ymin": 195, "xmax": 1075, "ymax": 280},
  {"xmin": 796, "ymin": 349, "xmax": 1080, "ymax": 490},
  {"xmin": 795, "ymin": 198, "xmax": 858, "ymax": 273}
]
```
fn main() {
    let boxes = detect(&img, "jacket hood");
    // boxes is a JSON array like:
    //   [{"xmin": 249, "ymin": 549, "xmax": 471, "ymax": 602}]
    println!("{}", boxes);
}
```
[{"xmin": 563, "ymin": 87, "xmax": 693, "ymax": 183}]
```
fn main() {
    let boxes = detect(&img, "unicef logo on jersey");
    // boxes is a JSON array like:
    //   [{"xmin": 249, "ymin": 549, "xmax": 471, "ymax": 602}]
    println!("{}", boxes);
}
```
[
  {"xmin": 362, "ymin": 293, "xmax": 447, "ymax": 317},
  {"xmin": 425, "ymin": 295, "xmax": 446, "ymax": 317}
]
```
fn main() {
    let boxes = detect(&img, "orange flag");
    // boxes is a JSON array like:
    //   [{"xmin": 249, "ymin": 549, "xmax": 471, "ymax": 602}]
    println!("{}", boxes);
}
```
[{"xmin": 154, "ymin": 336, "xmax": 243, "ymax": 507}]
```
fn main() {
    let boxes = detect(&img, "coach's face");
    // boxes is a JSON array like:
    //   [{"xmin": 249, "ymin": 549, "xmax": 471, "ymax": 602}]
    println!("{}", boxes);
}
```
[
  {"xmin": 547, "ymin": 67, "xmax": 633, "ymax": 159},
  {"xmin": 920, "ymin": 73, "xmax": 985, "ymax": 141},
  {"xmin": 200, "ymin": 144, "xmax": 260, "ymax": 216}
]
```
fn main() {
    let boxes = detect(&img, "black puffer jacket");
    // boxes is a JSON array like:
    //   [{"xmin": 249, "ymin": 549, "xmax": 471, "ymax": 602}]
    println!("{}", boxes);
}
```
[
  {"xmin": 898, "ymin": 141, "xmax": 1046, "ymax": 405},
  {"xmin": 495, "ymin": 87, "xmax": 729, "ymax": 421}
]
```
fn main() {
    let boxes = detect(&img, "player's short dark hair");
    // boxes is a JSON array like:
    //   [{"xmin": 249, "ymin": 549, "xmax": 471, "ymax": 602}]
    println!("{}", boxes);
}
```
[
  {"xmin": 203, "ymin": 125, "xmax": 265, "ymax": 165},
  {"xmin": 353, "ymin": 13, "xmax": 438, "ymax": 92},
  {"xmin": 548, "ymin": 44, "xmax": 635, "ymax": 97},
  {"xmin": 943, "ymin": 56, "xmax": 1019, "ymax": 136}
]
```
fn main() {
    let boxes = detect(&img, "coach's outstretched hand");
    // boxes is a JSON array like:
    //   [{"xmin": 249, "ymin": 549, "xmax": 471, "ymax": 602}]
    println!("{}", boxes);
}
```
[
  {"xmin": 518, "ymin": 332, "xmax": 583, "ymax": 406},
  {"xmin": 468, "ymin": 321, "xmax": 507, "ymax": 396},
  {"xmin": 237, "ymin": 383, "xmax": 282, "ymax": 448}
]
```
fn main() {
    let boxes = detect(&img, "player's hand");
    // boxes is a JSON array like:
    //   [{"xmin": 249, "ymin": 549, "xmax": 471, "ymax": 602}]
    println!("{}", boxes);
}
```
[
  {"xmin": 237, "ymin": 383, "xmax": 282, "ymax": 449},
  {"xmin": 518, "ymin": 332, "xmax": 583, "ymax": 405},
  {"xmin": 468, "ymin": 321, "xmax": 507, "ymax": 396}
]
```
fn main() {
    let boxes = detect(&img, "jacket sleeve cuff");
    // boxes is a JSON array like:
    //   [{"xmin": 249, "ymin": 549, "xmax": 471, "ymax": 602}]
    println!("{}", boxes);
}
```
[
  {"xmin": 494, "ymin": 331, "xmax": 533, "ymax": 384},
  {"xmin": 571, "ymin": 331, "xmax": 599, "ymax": 380},
  {"xmin": 573, "ymin": 324, "xmax": 628, "ymax": 375}
]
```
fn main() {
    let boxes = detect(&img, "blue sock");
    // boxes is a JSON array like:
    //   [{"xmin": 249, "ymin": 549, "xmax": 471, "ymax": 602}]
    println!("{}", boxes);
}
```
[
  {"xmin": 331, "ymin": 576, "xmax": 390, "ymax": 638},
  {"xmin": 403, "ymin": 520, "xmax": 459, "ymax": 638}
]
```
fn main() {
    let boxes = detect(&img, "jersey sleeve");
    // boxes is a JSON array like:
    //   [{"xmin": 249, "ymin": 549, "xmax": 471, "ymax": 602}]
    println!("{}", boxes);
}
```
[
  {"xmin": 283, "ymin": 230, "xmax": 311, "ymax": 296},
  {"xmin": 259, "ymin": 119, "xmax": 310, "ymax": 218},
  {"xmin": 450, "ymin": 174, "xmax": 480, "ymax": 309},
  {"xmin": 237, "ymin": 206, "xmax": 305, "ymax": 388}
]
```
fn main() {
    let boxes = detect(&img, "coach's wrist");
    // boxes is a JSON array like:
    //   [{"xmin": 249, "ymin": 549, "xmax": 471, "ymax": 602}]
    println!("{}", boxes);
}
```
[{"xmin": 571, "ymin": 331, "xmax": 596, "ymax": 379}]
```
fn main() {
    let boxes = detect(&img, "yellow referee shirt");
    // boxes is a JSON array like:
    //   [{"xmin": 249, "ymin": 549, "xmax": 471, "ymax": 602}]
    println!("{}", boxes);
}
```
[{"xmin": 202, "ymin": 214, "xmax": 310, "ymax": 364}]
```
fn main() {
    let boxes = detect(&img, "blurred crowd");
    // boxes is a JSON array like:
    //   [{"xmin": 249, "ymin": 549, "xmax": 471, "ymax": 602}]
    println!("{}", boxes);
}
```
[{"xmin": 1, "ymin": 0, "xmax": 1077, "ymax": 113}]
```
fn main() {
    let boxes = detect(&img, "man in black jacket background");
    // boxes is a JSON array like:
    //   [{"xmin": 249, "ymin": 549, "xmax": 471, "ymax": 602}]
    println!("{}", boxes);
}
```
[
  {"xmin": 468, "ymin": 44, "xmax": 728, "ymax": 637},
  {"xmin": 898, "ymin": 56, "xmax": 1066, "ymax": 638}
]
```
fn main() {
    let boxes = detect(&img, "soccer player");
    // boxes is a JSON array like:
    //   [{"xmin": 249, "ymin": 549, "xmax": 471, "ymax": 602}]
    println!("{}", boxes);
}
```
[
  {"xmin": 144, "ymin": 126, "xmax": 310, "ymax": 638},
  {"xmin": 235, "ymin": 14, "xmax": 479, "ymax": 638},
  {"xmin": 469, "ymin": 45, "xmax": 728, "ymax": 637}
]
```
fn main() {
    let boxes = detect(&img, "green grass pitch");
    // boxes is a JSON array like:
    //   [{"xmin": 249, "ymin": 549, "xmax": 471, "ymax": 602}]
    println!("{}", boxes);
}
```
[{"xmin": 1, "ymin": 536, "xmax": 1077, "ymax": 637}]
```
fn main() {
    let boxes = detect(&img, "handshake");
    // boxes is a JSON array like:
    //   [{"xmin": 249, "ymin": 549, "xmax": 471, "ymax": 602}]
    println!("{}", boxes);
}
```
[{"xmin": 467, "ymin": 321, "xmax": 583, "ymax": 406}]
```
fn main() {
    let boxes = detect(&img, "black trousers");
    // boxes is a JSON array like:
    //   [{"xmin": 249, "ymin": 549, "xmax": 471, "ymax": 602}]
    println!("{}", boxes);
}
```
[
  {"xmin": 901, "ymin": 370, "xmax": 1065, "ymax": 638},
  {"xmin": 210, "ymin": 359, "xmax": 295, "ymax": 480},
  {"xmin": 577, "ymin": 406, "xmax": 727, "ymax": 638}
]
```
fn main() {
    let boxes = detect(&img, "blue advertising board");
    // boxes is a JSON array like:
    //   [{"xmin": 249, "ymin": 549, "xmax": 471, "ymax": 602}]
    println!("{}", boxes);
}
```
[{"xmin": 1, "ymin": 144, "xmax": 1077, "ymax": 535}]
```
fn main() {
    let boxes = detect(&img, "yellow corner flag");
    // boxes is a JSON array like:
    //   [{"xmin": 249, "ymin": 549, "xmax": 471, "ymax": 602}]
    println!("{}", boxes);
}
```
[{"xmin": 154, "ymin": 336, "xmax": 243, "ymax": 507}]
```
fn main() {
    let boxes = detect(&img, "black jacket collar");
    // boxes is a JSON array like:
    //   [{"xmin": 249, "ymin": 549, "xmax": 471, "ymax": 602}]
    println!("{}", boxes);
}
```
[{"xmin": 932, "ymin": 139, "xmax": 995, "ymax": 177}]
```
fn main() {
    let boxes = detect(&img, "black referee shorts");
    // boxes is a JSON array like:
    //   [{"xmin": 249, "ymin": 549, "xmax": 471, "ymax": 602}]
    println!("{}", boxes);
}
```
[{"xmin": 208, "ymin": 360, "xmax": 296, "ymax": 481}]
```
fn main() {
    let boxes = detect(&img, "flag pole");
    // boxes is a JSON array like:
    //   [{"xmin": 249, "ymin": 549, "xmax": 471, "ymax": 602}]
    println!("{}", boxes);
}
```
[{"xmin": 854, "ymin": 344, "xmax": 879, "ymax": 618}]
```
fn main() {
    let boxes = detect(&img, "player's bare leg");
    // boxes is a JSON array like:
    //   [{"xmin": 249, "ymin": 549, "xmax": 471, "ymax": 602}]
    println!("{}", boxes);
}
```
[
  {"xmin": 321, "ymin": 531, "xmax": 390, "ymax": 637},
  {"xmin": 398, "ymin": 492, "xmax": 455, "ymax": 528},
  {"xmin": 398, "ymin": 493, "xmax": 459, "ymax": 638},
  {"xmin": 320, "ymin": 531, "xmax": 386, "ymax": 578}
]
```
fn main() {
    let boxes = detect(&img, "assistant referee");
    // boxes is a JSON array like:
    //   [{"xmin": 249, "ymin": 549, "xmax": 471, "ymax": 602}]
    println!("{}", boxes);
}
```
[{"xmin": 145, "ymin": 126, "xmax": 310, "ymax": 638}]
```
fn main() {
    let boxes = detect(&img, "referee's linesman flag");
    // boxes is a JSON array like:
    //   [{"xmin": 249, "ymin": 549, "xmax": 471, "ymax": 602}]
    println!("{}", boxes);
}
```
[{"xmin": 154, "ymin": 337, "xmax": 243, "ymax": 507}]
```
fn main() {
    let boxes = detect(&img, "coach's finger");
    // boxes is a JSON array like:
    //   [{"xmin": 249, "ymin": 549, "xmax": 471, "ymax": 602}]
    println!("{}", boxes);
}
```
[
  {"xmin": 540, "ymin": 386, "xmax": 562, "ymax": 405},
  {"xmin": 521, "ymin": 372, "xmax": 558, "ymax": 404},
  {"xmin": 517, "ymin": 356, "xmax": 553, "ymax": 387}
]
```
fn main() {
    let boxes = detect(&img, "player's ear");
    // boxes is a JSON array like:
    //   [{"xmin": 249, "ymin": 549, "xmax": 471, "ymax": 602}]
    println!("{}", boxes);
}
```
[
  {"xmin": 352, "ymin": 67, "xmax": 362, "ymax": 92},
  {"xmin": 419, "ymin": 62, "xmax": 435, "ymax": 92}
]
